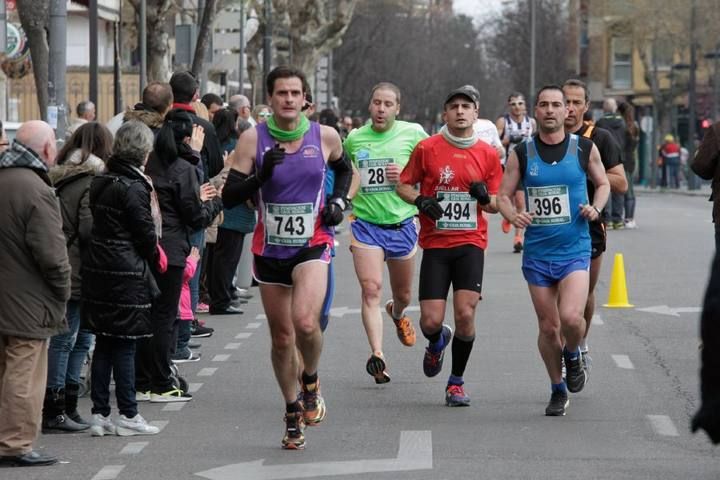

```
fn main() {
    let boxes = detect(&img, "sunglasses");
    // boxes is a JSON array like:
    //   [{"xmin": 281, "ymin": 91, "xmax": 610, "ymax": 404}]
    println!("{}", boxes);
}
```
[{"xmin": 259, "ymin": 112, "xmax": 272, "ymax": 117}]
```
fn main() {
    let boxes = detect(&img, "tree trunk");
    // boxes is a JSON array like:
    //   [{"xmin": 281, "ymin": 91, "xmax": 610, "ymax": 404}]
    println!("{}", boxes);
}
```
[
  {"xmin": 128, "ymin": 0, "xmax": 173, "ymax": 83},
  {"xmin": 191, "ymin": 0, "xmax": 218, "ymax": 77},
  {"xmin": 16, "ymin": 0, "xmax": 50, "ymax": 120}
]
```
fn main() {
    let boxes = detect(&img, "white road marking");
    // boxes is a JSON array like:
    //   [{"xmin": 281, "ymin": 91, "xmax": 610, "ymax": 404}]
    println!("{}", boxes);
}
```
[
  {"xmin": 647, "ymin": 415, "xmax": 679, "ymax": 436},
  {"xmin": 592, "ymin": 314, "xmax": 604, "ymax": 325},
  {"xmin": 246, "ymin": 322, "xmax": 261, "ymax": 329},
  {"xmin": 187, "ymin": 382, "xmax": 203, "ymax": 393},
  {"xmin": 195, "ymin": 430, "xmax": 433, "ymax": 479},
  {"xmin": 611, "ymin": 354, "xmax": 635, "ymax": 369},
  {"xmin": 198, "ymin": 367, "xmax": 218, "ymax": 376},
  {"xmin": 91, "ymin": 465, "xmax": 125, "ymax": 480},
  {"xmin": 163, "ymin": 402, "xmax": 187, "ymax": 411},
  {"xmin": 119, "ymin": 442, "xmax": 148, "ymax": 455},
  {"xmin": 235, "ymin": 332, "xmax": 252, "ymax": 339},
  {"xmin": 213, "ymin": 354, "xmax": 231, "ymax": 362},
  {"xmin": 255, "ymin": 314, "xmax": 267, "ymax": 320},
  {"xmin": 224, "ymin": 343, "xmax": 242, "ymax": 349}
]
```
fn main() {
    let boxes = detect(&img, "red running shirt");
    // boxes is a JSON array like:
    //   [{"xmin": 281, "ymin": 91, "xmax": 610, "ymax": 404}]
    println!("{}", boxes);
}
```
[{"xmin": 400, "ymin": 134, "xmax": 502, "ymax": 250}]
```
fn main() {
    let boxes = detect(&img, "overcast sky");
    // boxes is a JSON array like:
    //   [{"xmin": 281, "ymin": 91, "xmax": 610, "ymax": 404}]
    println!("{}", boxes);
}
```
[{"xmin": 453, "ymin": 0, "xmax": 504, "ymax": 19}]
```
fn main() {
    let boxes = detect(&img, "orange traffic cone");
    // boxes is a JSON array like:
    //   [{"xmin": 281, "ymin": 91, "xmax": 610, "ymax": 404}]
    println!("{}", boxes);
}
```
[{"xmin": 603, "ymin": 253, "xmax": 633, "ymax": 308}]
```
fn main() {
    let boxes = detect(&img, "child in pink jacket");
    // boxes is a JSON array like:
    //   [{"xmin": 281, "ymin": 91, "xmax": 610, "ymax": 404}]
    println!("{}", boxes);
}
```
[{"xmin": 172, "ymin": 247, "xmax": 202, "ymax": 363}]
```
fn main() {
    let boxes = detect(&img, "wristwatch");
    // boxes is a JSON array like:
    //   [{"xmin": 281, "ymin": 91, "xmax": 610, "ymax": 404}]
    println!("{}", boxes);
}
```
[{"xmin": 591, "ymin": 205, "xmax": 602, "ymax": 216}]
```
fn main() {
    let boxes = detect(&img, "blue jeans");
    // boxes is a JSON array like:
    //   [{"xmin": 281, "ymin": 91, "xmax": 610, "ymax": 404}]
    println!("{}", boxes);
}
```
[
  {"xmin": 189, "ymin": 230, "xmax": 206, "ymax": 314},
  {"xmin": 91, "ymin": 335, "xmax": 137, "ymax": 418},
  {"xmin": 174, "ymin": 320, "xmax": 192, "ymax": 358},
  {"xmin": 47, "ymin": 299, "xmax": 95, "ymax": 388}
]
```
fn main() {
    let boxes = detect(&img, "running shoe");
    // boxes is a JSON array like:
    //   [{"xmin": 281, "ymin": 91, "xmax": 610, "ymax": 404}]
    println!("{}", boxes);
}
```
[
  {"xmin": 171, "ymin": 351, "xmax": 202, "ymax": 363},
  {"xmin": 282, "ymin": 411, "xmax": 306, "ymax": 450},
  {"xmin": 191, "ymin": 319, "xmax": 214, "ymax": 338},
  {"xmin": 89, "ymin": 413, "xmax": 117, "ymax": 437},
  {"xmin": 196, "ymin": 302, "xmax": 210, "ymax": 313},
  {"xmin": 445, "ymin": 384, "xmax": 471, "ymax": 407},
  {"xmin": 545, "ymin": 390, "xmax": 569, "ymax": 416},
  {"xmin": 300, "ymin": 380, "xmax": 326, "ymax": 426},
  {"xmin": 116, "ymin": 414, "xmax": 160, "ymax": 436},
  {"xmin": 150, "ymin": 388, "xmax": 193, "ymax": 403},
  {"xmin": 501, "ymin": 218, "xmax": 512, "ymax": 234},
  {"xmin": 624, "ymin": 219, "xmax": 638, "ymax": 229},
  {"xmin": 564, "ymin": 352, "xmax": 588, "ymax": 393},
  {"xmin": 385, "ymin": 300, "xmax": 416, "ymax": 347},
  {"xmin": 580, "ymin": 348, "xmax": 592, "ymax": 373},
  {"xmin": 513, "ymin": 235, "xmax": 523, "ymax": 253},
  {"xmin": 135, "ymin": 390, "xmax": 151, "ymax": 402},
  {"xmin": 366, "ymin": 354, "xmax": 391, "ymax": 384},
  {"xmin": 423, "ymin": 324, "xmax": 452, "ymax": 377}
]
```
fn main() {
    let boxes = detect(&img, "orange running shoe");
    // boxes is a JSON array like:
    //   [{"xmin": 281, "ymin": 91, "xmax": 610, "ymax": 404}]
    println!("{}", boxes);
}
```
[
  {"xmin": 385, "ymin": 300, "xmax": 416, "ymax": 347},
  {"xmin": 281, "ymin": 411, "xmax": 305, "ymax": 450},
  {"xmin": 513, "ymin": 235, "xmax": 523, "ymax": 253},
  {"xmin": 501, "ymin": 218, "xmax": 512, "ymax": 234},
  {"xmin": 300, "ymin": 380, "xmax": 326, "ymax": 426}
]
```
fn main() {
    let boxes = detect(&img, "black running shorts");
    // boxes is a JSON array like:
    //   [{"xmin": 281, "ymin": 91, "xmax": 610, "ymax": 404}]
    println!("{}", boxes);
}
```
[
  {"xmin": 253, "ymin": 244, "xmax": 330, "ymax": 287},
  {"xmin": 589, "ymin": 221, "xmax": 606, "ymax": 259},
  {"xmin": 419, "ymin": 245, "xmax": 485, "ymax": 301}
]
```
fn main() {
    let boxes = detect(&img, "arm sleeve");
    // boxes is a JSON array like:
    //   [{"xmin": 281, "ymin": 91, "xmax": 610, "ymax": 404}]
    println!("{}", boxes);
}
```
[
  {"xmin": 124, "ymin": 182, "xmax": 159, "ymax": 262},
  {"xmin": 328, "ymin": 151, "xmax": 352, "ymax": 200},
  {"xmin": 222, "ymin": 169, "xmax": 262, "ymax": 208},
  {"xmin": 25, "ymin": 188, "xmax": 71, "ymax": 301}
]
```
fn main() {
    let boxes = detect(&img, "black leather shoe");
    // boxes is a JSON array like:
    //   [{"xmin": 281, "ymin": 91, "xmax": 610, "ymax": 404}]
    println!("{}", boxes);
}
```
[
  {"xmin": 0, "ymin": 450, "xmax": 58, "ymax": 467},
  {"xmin": 209, "ymin": 305, "xmax": 244, "ymax": 315}
]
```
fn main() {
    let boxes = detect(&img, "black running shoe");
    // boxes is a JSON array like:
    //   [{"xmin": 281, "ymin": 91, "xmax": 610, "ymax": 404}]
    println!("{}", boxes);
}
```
[
  {"xmin": 545, "ymin": 390, "xmax": 569, "ymax": 416},
  {"xmin": 191, "ymin": 319, "xmax": 214, "ymax": 338},
  {"xmin": 564, "ymin": 353, "xmax": 587, "ymax": 393}
]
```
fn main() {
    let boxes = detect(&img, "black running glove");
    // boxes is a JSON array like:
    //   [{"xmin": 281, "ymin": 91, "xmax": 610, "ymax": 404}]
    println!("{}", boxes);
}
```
[
  {"xmin": 258, "ymin": 144, "xmax": 285, "ymax": 183},
  {"xmin": 469, "ymin": 181, "xmax": 490, "ymax": 205},
  {"xmin": 321, "ymin": 198, "xmax": 346, "ymax": 227},
  {"xmin": 414, "ymin": 195, "xmax": 444, "ymax": 221}
]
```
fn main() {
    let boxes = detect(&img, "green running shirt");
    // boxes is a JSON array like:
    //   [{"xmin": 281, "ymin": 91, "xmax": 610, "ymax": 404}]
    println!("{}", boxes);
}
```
[{"xmin": 344, "ymin": 120, "xmax": 428, "ymax": 225}]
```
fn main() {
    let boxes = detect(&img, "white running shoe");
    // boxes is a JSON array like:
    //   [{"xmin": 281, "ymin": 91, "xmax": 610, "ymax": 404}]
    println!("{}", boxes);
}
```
[
  {"xmin": 150, "ymin": 388, "xmax": 193, "ymax": 403},
  {"xmin": 136, "ymin": 390, "xmax": 151, "ymax": 402},
  {"xmin": 90, "ymin": 413, "xmax": 117, "ymax": 437},
  {"xmin": 116, "ymin": 414, "xmax": 160, "ymax": 436}
]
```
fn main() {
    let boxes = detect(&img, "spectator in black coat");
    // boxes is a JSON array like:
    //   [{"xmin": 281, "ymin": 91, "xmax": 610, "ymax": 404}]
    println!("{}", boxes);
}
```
[
  {"xmin": 82, "ymin": 120, "xmax": 161, "ymax": 436},
  {"xmin": 136, "ymin": 109, "xmax": 222, "ymax": 401}
]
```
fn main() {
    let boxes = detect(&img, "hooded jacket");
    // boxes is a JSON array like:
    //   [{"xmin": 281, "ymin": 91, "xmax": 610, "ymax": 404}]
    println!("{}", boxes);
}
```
[
  {"xmin": 124, "ymin": 103, "xmax": 166, "ymax": 133},
  {"xmin": 0, "ymin": 141, "xmax": 71, "ymax": 339},
  {"xmin": 49, "ymin": 150, "xmax": 105, "ymax": 299}
]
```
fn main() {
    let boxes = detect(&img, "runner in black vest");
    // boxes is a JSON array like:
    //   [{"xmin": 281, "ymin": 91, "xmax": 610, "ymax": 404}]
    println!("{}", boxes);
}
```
[{"xmin": 562, "ymin": 79, "xmax": 627, "ymax": 370}]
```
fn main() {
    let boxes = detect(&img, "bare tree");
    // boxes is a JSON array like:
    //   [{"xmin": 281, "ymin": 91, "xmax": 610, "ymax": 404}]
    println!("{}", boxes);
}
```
[
  {"xmin": 334, "ymin": 0, "xmax": 492, "ymax": 129},
  {"xmin": 245, "ymin": 0, "xmax": 358, "ymax": 104},
  {"xmin": 16, "ymin": 0, "xmax": 50, "ymax": 120},
  {"xmin": 484, "ymin": 0, "xmax": 573, "ymax": 100},
  {"xmin": 127, "ymin": 0, "xmax": 174, "ymax": 82},
  {"xmin": 191, "ymin": 0, "xmax": 219, "ymax": 77}
]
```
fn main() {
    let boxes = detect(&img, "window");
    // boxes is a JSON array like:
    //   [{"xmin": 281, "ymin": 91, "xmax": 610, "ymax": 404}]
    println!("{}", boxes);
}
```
[
  {"xmin": 611, "ymin": 37, "xmax": 632, "ymax": 89},
  {"xmin": 652, "ymin": 38, "xmax": 674, "ymax": 69}
]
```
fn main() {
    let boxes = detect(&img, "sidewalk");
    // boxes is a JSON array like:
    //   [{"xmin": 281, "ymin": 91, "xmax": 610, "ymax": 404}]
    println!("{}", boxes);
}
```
[{"xmin": 635, "ymin": 183, "xmax": 711, "ymax": 197}]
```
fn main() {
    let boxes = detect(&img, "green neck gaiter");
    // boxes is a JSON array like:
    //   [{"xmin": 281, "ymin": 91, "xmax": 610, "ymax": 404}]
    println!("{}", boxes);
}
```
[{"xmin": 266, "ymin": 114, "xmax": 310, "ymax": 142}]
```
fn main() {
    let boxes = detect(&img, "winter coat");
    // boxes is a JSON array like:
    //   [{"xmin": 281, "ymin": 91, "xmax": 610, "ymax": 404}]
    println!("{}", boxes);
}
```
[
  {"xmin": 145, "ymin": 148, "xmax": 222, "ymax": 268},
  {"xmin": 81, "ymin": 159, "xmax": 160, "ymax": 338},
  {"xmin": 692, "ymin": 121, "xmax": 720, "ymax": 226},
  {"xmin": 172, "ymin": 102, "xmax": 225, "ymax": 181},
  {"xmin": 595, "ymin": 113, "xmax": 627, "ymax": 164},
  {"xmin": 0, "ymin": 141, "xmax": 71, "ymax": 339},
  {"xmin": 49, "ymin": 151, "xmax": 105, "ymax": 299},
  {"xmin": 124, "ymin": 104, "xmax": 165, "ymax": 133}
]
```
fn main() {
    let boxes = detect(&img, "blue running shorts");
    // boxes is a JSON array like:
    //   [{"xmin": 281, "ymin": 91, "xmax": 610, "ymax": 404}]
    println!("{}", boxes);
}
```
[
  {"xmin": 350, "ymin": 217, "xmax": 418, "ymax": 260},
  {"xmin": 522, "ymin": 257, "xmax": 590, "ymax": 287}
]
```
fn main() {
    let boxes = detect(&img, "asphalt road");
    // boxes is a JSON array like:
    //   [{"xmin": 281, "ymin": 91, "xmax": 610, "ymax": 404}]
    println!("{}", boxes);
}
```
[{"xmin": 7, "ymin": 190, "xmax": 719, "ymax": 480}]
